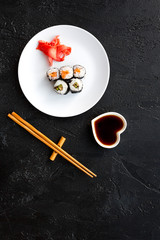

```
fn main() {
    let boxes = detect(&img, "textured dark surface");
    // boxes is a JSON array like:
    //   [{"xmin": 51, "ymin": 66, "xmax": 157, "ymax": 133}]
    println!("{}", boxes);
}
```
[{"xmin": 0, "ymin": 0, "xmax": 160, "ymax": 239}]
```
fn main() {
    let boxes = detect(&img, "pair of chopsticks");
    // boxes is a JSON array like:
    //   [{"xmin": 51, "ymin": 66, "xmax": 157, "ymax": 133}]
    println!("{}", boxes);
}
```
[{"xmin": 8, "ymin": 112, "xmax": 97, "ymax": 178}]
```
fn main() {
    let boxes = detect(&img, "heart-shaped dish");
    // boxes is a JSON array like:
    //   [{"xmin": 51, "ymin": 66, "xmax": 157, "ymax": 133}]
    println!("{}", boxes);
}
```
[{"xmin": 91, "ymin": 112, "xmax": 127, "ymax": 148}]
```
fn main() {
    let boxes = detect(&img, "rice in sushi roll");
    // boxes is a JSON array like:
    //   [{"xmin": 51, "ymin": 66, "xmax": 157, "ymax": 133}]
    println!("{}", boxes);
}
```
[
  {"xmin": 60, "ymin": 66, "xmax": 73, "ymax": 80},
  {"xmin": 54, "ymin": 80, "xmax": 69, "ymax": 95},
  {"xmin": 47, "ymin": 67, "xmax": 60, "ymax": 81},
  {"xmin": 73, "ymin": 65, "xmax": 86, "ymax": 78},
  {"xmin": 69, "ymin": 78, "xmax": 83, "ymax": 93}
]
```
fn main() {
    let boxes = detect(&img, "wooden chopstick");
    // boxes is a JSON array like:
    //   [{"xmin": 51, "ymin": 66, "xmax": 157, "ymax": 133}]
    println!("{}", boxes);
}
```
[
  {"xmin": 8, "ymin": 113, "xmax": 97, "ymax": 178},
  {"xmin": 11, "ymin": 112, "xmax": 97, "ymax": 177},
  {"xmin": 8, "ymin": 113, "xmax": 93, "ymax": 178},
  {"xmin": 50, "ymin": 136, "xmax": 66, "ymax": 161}
]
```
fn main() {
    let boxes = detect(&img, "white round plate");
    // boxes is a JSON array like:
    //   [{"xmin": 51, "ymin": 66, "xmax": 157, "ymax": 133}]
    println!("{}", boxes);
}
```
[{"xmin": 18, "ymin": 25, "xmax": 110, "ymax": 117}]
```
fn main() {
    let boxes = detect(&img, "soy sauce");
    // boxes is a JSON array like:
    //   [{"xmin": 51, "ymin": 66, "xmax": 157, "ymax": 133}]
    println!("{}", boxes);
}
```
[{"xmin": 94, "ymin": 115, "xmax": 124, "ymax": 145}]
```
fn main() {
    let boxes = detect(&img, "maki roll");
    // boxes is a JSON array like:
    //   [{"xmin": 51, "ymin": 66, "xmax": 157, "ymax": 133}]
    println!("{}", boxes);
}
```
[
  {"xmin": 60, "ymin": 66, "xmax": 73, "ymax": 81},
  {"xmin": 73, "ymin": 65, "xmax": 86, "ymax": 78},
  {"xmin": 69, "ymin": 78, "xmax": 83, "ymax": 93},
  {"xmin": 47, "ymin": 67, "xmax": 60, "ymax": 81},
  {"xmin": 54, "ymin": 80, "xmax": 69, "ymax": 95}
]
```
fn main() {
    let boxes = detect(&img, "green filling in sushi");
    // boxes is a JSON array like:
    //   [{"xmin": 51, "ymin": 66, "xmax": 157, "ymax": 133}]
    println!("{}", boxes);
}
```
[
  {"xmin": 73, "ymin": 82, "xmax": 79, "ymax": 88},
  {"xmin": 55, "ymin": 84, "xmax": 63, "ymax": 91}
]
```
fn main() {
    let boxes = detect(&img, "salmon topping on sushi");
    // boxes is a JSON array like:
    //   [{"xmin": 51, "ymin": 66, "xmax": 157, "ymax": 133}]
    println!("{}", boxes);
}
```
[
  {"xmin": 49, "ymin": 72, "xmax": 57, "ymax": 78},
  {"xmin": 73, "ymin": 65, "xmax": 86, "ymax": 78},
  {"xmin": 60, "ymin": 66, "xmax": 73, "ymax": 80},
  {"xmin": 74, "ymin": 68, "xmax": 81, "ymax": 74},
  {"xmin": 47, "ymin": 67, "xmax": 60, "ymax": 81},
  {"xmin": 61, "ymin": 70, "xmax": 69, "ymax": 79}
]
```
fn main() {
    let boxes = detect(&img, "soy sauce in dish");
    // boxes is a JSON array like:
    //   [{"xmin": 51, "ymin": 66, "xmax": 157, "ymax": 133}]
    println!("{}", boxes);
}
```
[{"xmin": 94, "ymin": 115, "xmax": 124, "ymax": 145}]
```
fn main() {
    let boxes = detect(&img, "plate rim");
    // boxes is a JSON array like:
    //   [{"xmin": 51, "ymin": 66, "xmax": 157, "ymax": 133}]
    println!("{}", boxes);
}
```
[{"xmin": 18, "ymin": 24, "xmax": 110, "ymax": 117}]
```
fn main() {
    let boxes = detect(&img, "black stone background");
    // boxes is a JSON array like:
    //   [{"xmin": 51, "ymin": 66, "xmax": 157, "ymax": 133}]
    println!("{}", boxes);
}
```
[{"xmin": 0, "ymin": 0, "xmax": 160, "ymax": 239}]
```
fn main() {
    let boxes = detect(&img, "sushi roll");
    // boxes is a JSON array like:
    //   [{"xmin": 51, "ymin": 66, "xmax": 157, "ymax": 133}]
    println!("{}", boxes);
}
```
[
  {"xmin": 54, "ymin": 80, "xmax": 69, "ymax": 95},
  {"xmin": 69, "ymin": 78, "xmax": 83, "ymax": 93},
  {"xmin": 60, "ymin": 66, "xmax": 73, "ymax": 81},
  {"xmin": 73, "ymin": 65, "xmax": 86, "ymax": 78},
  {"xmin": 47, "ymin": 67, "xmax": 60, "ymax": 81}
]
